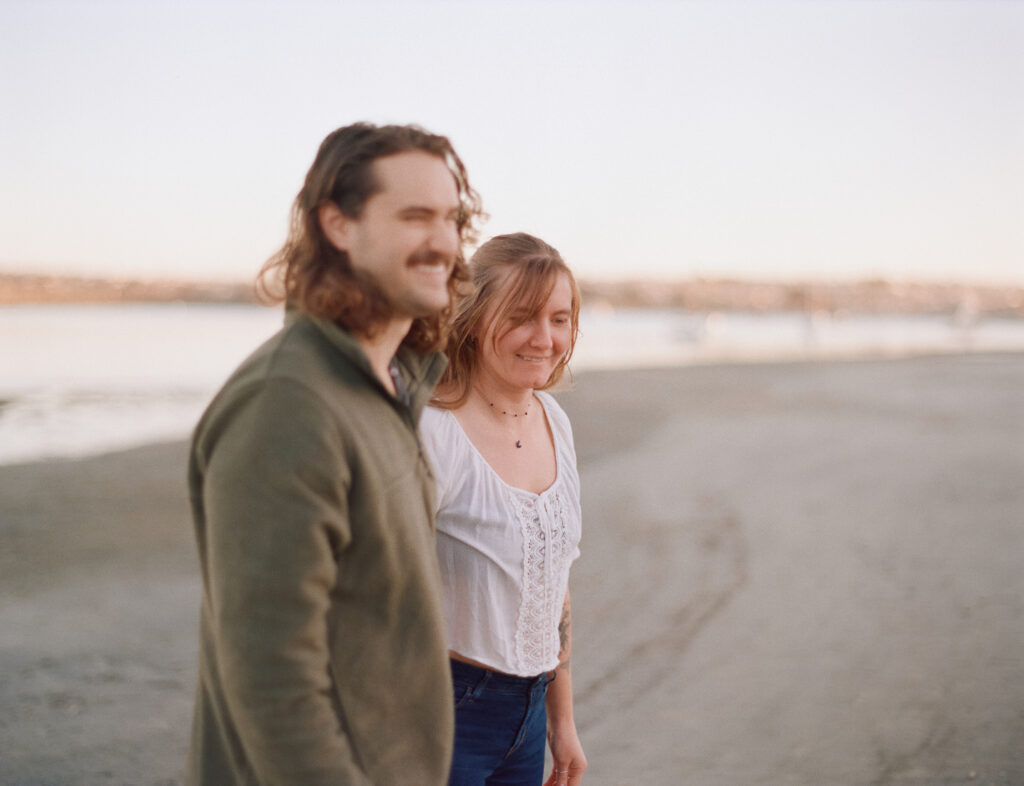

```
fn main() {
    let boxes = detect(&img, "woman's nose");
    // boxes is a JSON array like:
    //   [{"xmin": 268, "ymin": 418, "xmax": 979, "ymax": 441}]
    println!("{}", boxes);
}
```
[{"xmin": 530, "ymin": 320, "xmax": 553, "ymax": 348}]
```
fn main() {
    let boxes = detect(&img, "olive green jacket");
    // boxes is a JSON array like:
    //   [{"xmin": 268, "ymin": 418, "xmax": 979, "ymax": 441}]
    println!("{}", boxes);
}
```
[{"xmin": 186, "ymin": 312, "xmax": 452, "ymax": 785}]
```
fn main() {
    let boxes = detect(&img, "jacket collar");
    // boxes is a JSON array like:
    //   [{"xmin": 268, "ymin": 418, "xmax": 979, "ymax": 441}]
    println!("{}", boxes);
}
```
[{"xmin": 286, "ymin": 310, "xmax": 447, "ymax": 418}]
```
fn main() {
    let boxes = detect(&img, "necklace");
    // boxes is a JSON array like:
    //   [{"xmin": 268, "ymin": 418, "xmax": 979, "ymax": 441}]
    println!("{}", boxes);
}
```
[
  {"xmin": 488, "ymin": 400, "xmax": 531, "ymax": 418},
  {"xmin": 487, "ymin": 399, "xmax": 529, "ymax": 448}
]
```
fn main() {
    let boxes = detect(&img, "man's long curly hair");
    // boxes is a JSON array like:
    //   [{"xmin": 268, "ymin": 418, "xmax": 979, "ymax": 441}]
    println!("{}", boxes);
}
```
[{"xmin": 257, "ymin": 123, "xmax": 485, "ymax": 354}]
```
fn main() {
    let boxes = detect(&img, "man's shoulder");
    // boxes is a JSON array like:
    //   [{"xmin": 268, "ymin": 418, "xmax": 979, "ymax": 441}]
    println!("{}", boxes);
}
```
[
  {"xmin": 247, "ymin": 313, "xmax": 367, "ymax": 387},
  {"xmin": 191, "ymin": 316, "xmax": 365, "ymax": 451}
]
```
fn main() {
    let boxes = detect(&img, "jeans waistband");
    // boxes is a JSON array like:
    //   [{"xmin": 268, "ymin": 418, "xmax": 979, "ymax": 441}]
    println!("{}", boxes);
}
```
[{"xmin": 449, "ymin": 658, "xmax": 553, "ymax": 691}]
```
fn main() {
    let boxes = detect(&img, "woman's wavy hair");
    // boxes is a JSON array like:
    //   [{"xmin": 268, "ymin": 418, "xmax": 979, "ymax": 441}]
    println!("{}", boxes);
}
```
[
  {"xmin": 435, "ymin": 232, "xmax": 581, "ymax": 409},
  {"xmin": 257, "ymin": 122, "xmax": 484, "ymax": 353}
]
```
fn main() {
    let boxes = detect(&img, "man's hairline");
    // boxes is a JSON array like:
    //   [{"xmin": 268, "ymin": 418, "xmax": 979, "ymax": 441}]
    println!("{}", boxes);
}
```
[{"xmin": 344, "ymin": 149, "xmax": 462, "ymax": 222}]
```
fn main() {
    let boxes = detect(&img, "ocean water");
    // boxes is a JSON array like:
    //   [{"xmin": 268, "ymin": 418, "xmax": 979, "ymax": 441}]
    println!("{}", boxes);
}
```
[{"xmin": 2, "ymin": 302, "xmax": 1022, "ymax": 465}]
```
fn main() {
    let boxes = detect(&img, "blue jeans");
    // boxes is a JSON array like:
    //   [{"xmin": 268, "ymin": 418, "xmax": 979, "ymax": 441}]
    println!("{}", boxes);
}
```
[{"xmin": 447, "ymin": 659, "xmax": 554, "ymax": 786}]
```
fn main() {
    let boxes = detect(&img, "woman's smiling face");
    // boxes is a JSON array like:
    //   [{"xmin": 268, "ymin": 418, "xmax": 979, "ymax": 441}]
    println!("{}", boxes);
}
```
[{"xmin": 477, "ymin": 271, "xmax": 574, "ymax": 392}]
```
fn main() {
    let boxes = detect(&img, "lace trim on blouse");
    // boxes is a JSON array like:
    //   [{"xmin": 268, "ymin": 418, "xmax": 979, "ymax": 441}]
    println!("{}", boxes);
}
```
[{"xmin": 510, "ymin": 486, "xmax": 574, "ymax": 674}]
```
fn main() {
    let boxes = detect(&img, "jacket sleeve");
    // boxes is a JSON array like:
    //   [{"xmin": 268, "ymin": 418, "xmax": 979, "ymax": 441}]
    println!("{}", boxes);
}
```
[{"xmin": 198, "ymin": 377, "xmax": 372, "ymax": 785}]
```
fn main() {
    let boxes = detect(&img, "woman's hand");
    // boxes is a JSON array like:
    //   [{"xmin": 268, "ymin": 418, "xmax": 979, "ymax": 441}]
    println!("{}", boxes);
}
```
[
  {"xmin": 545, "ymin": 589, "xmax": 586, "ymax": 784},
  {"xmin": 545, "ymin": 722, "xmax": 587, "ymax": 786}
]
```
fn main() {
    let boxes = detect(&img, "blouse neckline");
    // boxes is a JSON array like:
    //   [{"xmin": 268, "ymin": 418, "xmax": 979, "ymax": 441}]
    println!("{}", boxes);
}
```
[{"xmin": 440, "ymin": 393, "xmax": 562, "ymax": 499}]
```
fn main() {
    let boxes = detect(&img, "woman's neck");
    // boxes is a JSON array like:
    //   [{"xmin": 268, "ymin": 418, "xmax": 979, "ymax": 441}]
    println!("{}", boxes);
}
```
[{"xmin": 469, "ymin": 374, "xmax": 535, "ymax": 418}]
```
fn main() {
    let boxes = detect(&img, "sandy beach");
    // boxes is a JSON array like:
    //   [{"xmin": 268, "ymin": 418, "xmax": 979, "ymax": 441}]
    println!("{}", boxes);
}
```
[{"xmin": 2, "ymin": 352, "xmax": 1022, "ymax": 785}]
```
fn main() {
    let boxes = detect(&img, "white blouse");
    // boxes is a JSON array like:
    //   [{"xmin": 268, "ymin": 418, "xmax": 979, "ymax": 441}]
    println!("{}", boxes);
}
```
[{"xmin": 420, "ymin": 391, "xmax": 582, "ymax": 677}]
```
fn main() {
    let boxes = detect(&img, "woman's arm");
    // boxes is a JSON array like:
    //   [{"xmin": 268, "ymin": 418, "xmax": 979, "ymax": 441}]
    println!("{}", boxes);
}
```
[{"xmin": 545, "ymin": 590, "xmax": 588, "ymax": 785}]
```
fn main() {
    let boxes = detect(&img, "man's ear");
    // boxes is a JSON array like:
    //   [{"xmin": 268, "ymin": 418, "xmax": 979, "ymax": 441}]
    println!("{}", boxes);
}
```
[{"xmin": 318, "ymin": 202, "xmax": 352, "ymax": 252}]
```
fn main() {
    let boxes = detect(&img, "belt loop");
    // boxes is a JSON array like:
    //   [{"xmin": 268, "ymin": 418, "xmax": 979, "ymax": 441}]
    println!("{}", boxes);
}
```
[{"xmin": 470, "ymin": 665, "xmax": 492, "ymax": 699}]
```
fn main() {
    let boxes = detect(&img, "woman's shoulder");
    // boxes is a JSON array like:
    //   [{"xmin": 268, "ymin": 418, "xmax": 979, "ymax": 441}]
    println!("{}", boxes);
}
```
[
  {"xmin": 536, "ymin": 390, "xmax": 569, "ymax": 421},
  {"xmin": 536, "ymin": 391, "xmax": 574, "ymax": 443},
  {"xmin": 421, "ymin": 402, "xmax": 450, "ymax": 427},
  {"xmin": 420, "ymin": 404, "xmax": 458, "ymax": 451}
]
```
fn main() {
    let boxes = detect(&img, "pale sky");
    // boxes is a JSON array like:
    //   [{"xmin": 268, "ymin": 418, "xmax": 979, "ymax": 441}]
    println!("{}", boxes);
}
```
[{"xmin": 2, "ymin": 0, "xmax": 1021, "ymax": 285}]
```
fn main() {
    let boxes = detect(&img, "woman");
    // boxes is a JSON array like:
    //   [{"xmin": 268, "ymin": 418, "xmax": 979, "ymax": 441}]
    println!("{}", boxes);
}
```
[{"xmin": 420, "ymin": 233, "xmax": 588, "ymax": 786}]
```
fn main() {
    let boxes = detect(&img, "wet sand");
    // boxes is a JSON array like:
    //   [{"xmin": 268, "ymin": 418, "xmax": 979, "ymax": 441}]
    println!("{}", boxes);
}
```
[{"xmin": 2, "ymin": 353, "xmax": 1022, "ymax": 785}]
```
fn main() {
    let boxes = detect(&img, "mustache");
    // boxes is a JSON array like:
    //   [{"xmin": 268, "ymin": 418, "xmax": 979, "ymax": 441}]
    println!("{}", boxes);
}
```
[{"xmin": 407, "ymin": 249, "xmax": 454, "ymax": 268}]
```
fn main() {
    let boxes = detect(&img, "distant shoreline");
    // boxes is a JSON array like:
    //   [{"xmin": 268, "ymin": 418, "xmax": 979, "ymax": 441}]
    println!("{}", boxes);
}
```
[
  {"xmin": 1, "ymin": 271, "xmax": 1021, "ymax": 317},
  {"xmin": 0, "ymin": 274, "xmax": 257, "ymax": 306}
]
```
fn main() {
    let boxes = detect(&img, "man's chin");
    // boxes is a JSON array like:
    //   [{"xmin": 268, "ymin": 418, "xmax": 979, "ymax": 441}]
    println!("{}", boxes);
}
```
[{"xmin": 397, "ymin": 296, "xmax": 451, "ymax": 321}]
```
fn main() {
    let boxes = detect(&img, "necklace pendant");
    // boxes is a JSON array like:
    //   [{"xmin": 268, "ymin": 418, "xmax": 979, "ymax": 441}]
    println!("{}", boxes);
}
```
[{"xmin": 515, "ymin": 440, "xmax": 522, "ymax": 449}]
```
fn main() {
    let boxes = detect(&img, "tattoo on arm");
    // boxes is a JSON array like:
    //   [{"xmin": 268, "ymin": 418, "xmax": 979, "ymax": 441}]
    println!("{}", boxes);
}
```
[{"xmin": 558, "ymin": 599, "xmax": 571, "ymax": 667}]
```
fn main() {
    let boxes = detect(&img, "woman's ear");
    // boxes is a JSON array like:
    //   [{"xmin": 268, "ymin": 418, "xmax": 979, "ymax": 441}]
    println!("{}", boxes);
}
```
[{"xmin": 318, "ymin": 202, "xmax": 351, "ymax": 253}]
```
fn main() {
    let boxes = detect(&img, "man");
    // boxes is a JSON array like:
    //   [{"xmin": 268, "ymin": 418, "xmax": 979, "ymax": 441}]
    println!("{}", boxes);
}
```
[{"xmin": 186, "ymin": 123, "xmax": 483, "ymax": 785}]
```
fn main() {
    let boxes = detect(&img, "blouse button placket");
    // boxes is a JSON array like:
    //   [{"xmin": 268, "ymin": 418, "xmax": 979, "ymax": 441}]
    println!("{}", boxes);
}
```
[{"xmin": 540, "ymin": 495, "xmax": 555, "ymax": 652}]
